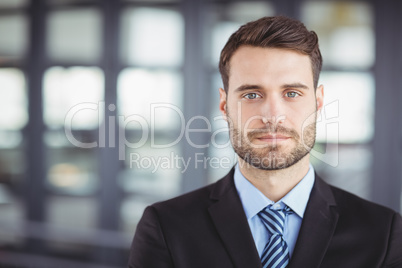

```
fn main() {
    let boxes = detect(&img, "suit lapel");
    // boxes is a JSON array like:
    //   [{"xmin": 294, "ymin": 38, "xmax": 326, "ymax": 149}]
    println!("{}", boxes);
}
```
[
  {"xmin": 288, "ymin": 175, "xmax": 339, "ymax": 268},
  {"xmin": 208, "ymin": 169, "xmax": 262, "ymax": 268}
]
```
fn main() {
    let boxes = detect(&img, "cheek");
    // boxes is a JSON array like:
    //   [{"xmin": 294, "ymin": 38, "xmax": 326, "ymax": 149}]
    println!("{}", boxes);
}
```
[
  {"xmin": 285, "ymin": 102, "xmax": 317, "ymax": 127},
  {"xmin": 291, "ymin": 107, "xmax": 317, "ymax": 131},
  {"xmin": 226, "ymin": 105, "xmax": 240, "ymax": 128}
]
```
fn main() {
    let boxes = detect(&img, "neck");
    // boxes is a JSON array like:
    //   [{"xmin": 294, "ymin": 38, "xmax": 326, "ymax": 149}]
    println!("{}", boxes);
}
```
[{"xmin": 238, "ymin": 154, "xmax": 310, "ymax": 202}]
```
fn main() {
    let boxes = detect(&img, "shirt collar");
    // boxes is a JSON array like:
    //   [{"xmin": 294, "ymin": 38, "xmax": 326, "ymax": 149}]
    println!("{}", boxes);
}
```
[{"xmin": 234, "ymin": 163, "xmax": 315, "ymax": 219}]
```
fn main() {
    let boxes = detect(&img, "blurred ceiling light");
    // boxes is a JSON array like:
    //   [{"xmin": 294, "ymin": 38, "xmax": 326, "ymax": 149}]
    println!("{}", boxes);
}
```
[{"xmin": 48, "ymin": 163, "xmax": 83, "ymax": 188}]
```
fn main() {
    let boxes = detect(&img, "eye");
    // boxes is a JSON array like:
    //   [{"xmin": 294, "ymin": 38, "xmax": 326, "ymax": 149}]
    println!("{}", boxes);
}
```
[
  {"xmin": 243, "ymin": 93, "xmax": 261, "ymax": 100},
  {"xmin": 285, "ymin": 91, "xmax": 300, "ymax": 98}
]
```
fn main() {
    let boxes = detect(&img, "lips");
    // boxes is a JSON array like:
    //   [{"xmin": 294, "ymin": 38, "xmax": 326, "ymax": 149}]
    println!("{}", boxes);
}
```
[
  {"xmin": 247, "ymin": 127, "xmax": 298, "ymax": 142},
  {"xmin": 257, "ymin": 134, "xmax": 289, "ymax": 140},
  {"xmin": 250, "ymin": 133, "xmax": 292, "ymax": 145}
]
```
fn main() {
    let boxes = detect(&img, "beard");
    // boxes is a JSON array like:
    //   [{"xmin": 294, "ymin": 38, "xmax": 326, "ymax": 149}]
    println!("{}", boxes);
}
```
[{"xmin": 228, "ymin": 112, "xmax": 317, "ymax": 170}]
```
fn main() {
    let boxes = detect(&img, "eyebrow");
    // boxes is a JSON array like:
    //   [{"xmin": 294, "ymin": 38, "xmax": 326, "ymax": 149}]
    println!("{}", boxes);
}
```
[
  {"xmin": 281, "ymin": 83, "xmax": 309, "ymax": 90},
  {"xmin": 234, "ymin": 82, "xmax": 310, "ymax": 93},
  {"xmin": 234, "ymin": 84, "xmax": 264, "ymax": 92}
]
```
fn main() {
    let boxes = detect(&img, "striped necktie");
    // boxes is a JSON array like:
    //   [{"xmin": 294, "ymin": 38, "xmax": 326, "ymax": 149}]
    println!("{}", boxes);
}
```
[{"xmin": 258, "ymin": 205, "xmax": 293, "ymax": 268}]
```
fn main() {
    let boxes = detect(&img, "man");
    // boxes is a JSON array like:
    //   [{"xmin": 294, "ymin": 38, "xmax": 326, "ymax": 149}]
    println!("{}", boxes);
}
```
[{"xmin": 129, "ymin": 16, "xmax": 402, "ymax": 268}]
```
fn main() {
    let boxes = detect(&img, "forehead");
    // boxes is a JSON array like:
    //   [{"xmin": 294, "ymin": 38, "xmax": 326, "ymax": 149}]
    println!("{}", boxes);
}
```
[{"xmin": 228, "ymin": 46, "xmax": 314, "ymax": 90}]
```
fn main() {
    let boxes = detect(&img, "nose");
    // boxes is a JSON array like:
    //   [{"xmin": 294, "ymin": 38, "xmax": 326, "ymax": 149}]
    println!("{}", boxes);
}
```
[{"xmin": 261, "ymin": 97, "xmax": 285, "ymax": 125}]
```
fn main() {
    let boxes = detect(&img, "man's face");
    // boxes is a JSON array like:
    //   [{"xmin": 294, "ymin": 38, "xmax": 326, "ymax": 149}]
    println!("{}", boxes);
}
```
[{"xmin": 219, "ymin": 46, "xmax": 324, "ymax": 170}]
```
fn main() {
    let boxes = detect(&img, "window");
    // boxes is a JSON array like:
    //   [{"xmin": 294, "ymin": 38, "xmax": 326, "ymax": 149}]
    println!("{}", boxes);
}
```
[
  {"xmin": 46, "ymin": 8, "xmax": 102, "ymax": 63},
  {"xmin": 303, "ymin": 1, "xmax": 375, "ymax": 200},
  {"xmin": 1, "ymin": 1, "xmax": 401, "ymax": 267}
]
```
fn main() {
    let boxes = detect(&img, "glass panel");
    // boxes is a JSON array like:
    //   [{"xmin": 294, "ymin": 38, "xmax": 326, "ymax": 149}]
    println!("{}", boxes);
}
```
[
  {"xmin": 0, "ymin": 148, "xmax": 26, "ymax": 248},
  {"xmin": 208, "ymin": 1, "xmax": 275, "ymax": 65},
  {"xmin": 0, "ymin": 148, "xmax": 26, "ymax": 183},
  {"xmin": 316, "ymin": 71, "xmax": 374, "ymax": 143},
  {"xmin": 312, "ymin": 144, "xmax": 372, "ymax": 200},
  {"xmin": 43, "ymin": 66, "xmax": 104, "ymax": 130},
  {"xmin": 125, "ymin": 0, "xmax": 179, "ymax": 2},
  {"xmin": 120, "ymin": 196, "xmax": 152, "ymax": 234},
  {"xmin": 223, "ymin": 1, "xmax": 275, "ymax": 24},
  {"xmin": 207, "ymin": 143, "xmax": 236, "ymax": 184},
  {"xmin": 0, "ymin": 68, "xmax": 27, "ymax": 132},
  {"xmin": 120, "ymin": 7, "xmax": 184, "ymax": 67},
  {"xmin": 119, "ymin": 141, "xmax": 181, "ymax": 198},
  {"xmin": 0, "ymin": 70, "xmax": 26, "ymax": 251},
  {"xmin": 117, "ymin": 68, "xmax": 183, "ymax": 130},
  {"xmin": 47, "ymin": 0, "xmax": 99, "ymax": 4},
  {"xmin": 46, "ymin": 147, "xmax": 99, "ymax": 195},
  {"xmin": 0, "ymin": 180, "xmax": 25, "ymax": 247},
  {"xmin": 47, "ymin": 8, "xmax": 102, "ymax": 63},
  {"xmin": 118, "ymin": 139, "xmax": 182, "ymax": 232},
  {"xmin": 302, "ymin": 1, "xmax": 374, "ymax": 69},
  {"xmin": 0, "ymin": 15, "xmax": 28, "ymax": 60},
  {"xmin": 0, "ymin": 0, "xmax": 29, "ymax": 8},
  {"xmin": 208, "ymin": 73, "xmax": 236, "ymax": 183},
  {"xmin": 47, "ymin": 196, "xmax": 96, "ymax": 229},
  {"xmin": 45, "ymin": 195, "xmax": 97, "ymax": 254}
]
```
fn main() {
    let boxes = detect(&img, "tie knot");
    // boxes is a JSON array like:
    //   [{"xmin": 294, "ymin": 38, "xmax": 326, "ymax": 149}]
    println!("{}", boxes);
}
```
[{"xmin": 258, "ymin": 205, "xmax": 292, "ymax": 235}]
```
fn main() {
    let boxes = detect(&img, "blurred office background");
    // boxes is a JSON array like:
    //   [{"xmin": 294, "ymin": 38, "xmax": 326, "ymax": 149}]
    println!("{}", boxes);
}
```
[{"xmin": 0, "ymin": 0, "xmax": 401, "ymax": 267}]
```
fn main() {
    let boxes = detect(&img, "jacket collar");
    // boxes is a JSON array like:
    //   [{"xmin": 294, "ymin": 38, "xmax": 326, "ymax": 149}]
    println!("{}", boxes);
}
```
[
  {"xmin": 288, "ymin": 173, "xmax": 339, "ymax": 268},
  {"xmin": 208, "ymin": 169, "xmax": 339, "ymax": 268},
  {"xmin": 208, "ymin": 168, "xmax": 262, "ymax": 268}
]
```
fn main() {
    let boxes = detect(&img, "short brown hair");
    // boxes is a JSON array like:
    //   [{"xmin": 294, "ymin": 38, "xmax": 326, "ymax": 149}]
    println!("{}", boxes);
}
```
[{"xmin": 219, "ymin": 16, "xmax": 322, "ymax": 92}]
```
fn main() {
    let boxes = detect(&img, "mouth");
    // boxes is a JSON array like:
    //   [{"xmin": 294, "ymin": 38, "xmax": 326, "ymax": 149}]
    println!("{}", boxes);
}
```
[{"xmin": 254, "ymin": 134, "xmax": 290, "ymax": 143}]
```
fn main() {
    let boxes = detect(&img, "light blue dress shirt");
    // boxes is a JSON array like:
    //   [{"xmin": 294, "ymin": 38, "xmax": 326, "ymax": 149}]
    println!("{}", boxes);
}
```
[{"xmin": 234, "ymin": 164, "xmax": 315, "ymax": 258}]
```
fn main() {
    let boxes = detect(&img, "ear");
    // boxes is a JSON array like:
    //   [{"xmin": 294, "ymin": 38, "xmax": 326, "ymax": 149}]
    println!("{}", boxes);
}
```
[
  {"xmin": 316, "ymin": 84, "xmax": 324, "ymax": 112},
  {"xmin": 219, "ymin": 88, "xmax": 227, "ymax": 118}
]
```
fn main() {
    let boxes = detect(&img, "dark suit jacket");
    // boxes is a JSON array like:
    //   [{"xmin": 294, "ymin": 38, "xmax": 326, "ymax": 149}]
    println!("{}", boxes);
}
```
[{"xmin": 128, "ymin": 169, "xmax": 402, "ymax": 268}]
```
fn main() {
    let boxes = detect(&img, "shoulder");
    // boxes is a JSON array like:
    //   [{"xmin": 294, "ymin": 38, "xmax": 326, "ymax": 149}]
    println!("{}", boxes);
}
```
[
  {"xmin": 324, "ymin": 181, "xmax": 402, "ymax": 265},
  {"xmin": 313, "ymin": 174, "xmax": 398, "ymax": 218},
  {"xmin": 148, "ymin": 168, "xmax": 236, "ymax": 221},
  {"xmin": 329, "ymin": 183, "xmax": 397, "ymax": 217},
  {"xmin": 312, "ymin": 174, "xmax": 401, "ymax": 235},
  {"xmin": 320, "ymin": 178, "xmax": 402, "ymax": 236},
  {"xmin": 152, "ymin": 182, "xmax": 216, "ymax": 213}
]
